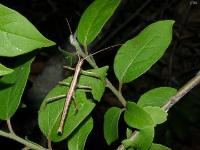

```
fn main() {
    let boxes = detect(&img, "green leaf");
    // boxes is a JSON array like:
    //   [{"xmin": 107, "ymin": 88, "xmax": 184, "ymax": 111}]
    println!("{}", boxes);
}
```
[
  {"xmin": 77, "ymin": 0, "xmax": 121, "ymax": 46},
  {"xmin": 126, "ymin": 127, "xmax": 132, "ymax": 138},
  {"xmin": 68, "ymin": 117, "xmax": 93, "ymax": 150},
  {"xmin": 124, "ymin": 102, "xmax": 154, "ymax": 129},
  {"xmin": 59, "ymin": 48, "xmax": 76, "ymax": 67},
  {"xmin": 149, "ymin": 143, "xmax": 171, "ymax": 150},
  {"xmin": 137, "ymin": 87, "xmax": 177, "ymax": 107},
  {"xmin": 0, "ymin": 63, "xmax": 13, "ymax": 76},
  {"xmin": 0, "ymin": 4, "xmax": 55, "ymax": 57},
  {"xmin": 122, "ymin": 127, "xmax": 154, "ymax": 150},
  {"xmin": 66, "ymin": 74, "xmax": 106, "ymax": 101},
  {"xmin": 38, "ymin": 85, "xmax": 95, "ymax": 142},
  {"xmin": 143, "ymin": 106, "xmax": 168, "ymax": 125},
  {"xmin": 0, "ymin": 57, "xmax": 33, "ymax": 120},
  {"xmin": 114, "ymin": 20, "xmax": 175, "ymax": 83},
  {"xmin": 104, "ymin": 107, "xmax": 123, "ymax": 145}
]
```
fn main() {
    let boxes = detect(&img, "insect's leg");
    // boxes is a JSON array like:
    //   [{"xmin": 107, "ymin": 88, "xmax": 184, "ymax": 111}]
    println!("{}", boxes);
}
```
[
  {"xmin": 72, "ymin": 95, "xmax": 78, "ymax": 114},
  {"xmin": 45, "ymin": 94, "xmax": 66, "ymax": 105},
  {"xmin": 80, "ymin": 70, "xmax": 100, "ymax": 78},
  {"xmin": 63, "ymin": 66, "xmax": 100, "ymax": 78},
  {"xmin": 58, "ymin": 81, "xmax": 70, "ymax": 87},
  {"xmin": 63, "ymin": 66, "xmax": 75, "ymax": 71},
  {"xmin": 59, "ymin": 81, "xmax": 91, "ymax": 89}
]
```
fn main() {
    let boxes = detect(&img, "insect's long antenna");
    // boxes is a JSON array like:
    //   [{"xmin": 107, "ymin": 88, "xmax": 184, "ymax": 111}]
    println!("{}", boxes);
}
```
[
  {"xmin": 65, "ymin": 18, "xmax": 73, "ymax": 35},
  {"xmin": 83, "ymin": 44, "xmax": 122, "ymax": 60}
]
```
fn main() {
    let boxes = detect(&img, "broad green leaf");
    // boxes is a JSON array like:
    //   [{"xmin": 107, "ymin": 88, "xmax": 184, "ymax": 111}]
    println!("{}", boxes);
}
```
[
  {"xmin": 65, "ymin": 74, "xmax": 106, "ymax": 101},
  {"xmin": 114, "ymin": 20, "xmax": 174, "ymax": 83},
  {"xmin": 0, "ymin": 57, "xmax": 33, "ymax": 120},
  {"xmin": 124, "ymin": 102, "xmax": 154, "ymax": 129},
  {"xmin": 0, "ymin": 4, "xmax": 55, "ymax": 57},
  {"xmin": 143, "ymin": 106, "xmax": 168, "ymax": 125},
  {"xmin": 68, "ymin": 117, "xmax": 93, "ymax": 150},
  {"xmin": 137, "ymin": 87, "xmax": 177, "ymax": 107},
  {"xmin": 38, "ymin": 85, "xmax": 95, "ymax": 142},
  {"xmin": 104, "ymin": 107, "xmax": 123, "ymax": 145},
  {"xmin": 0, "ymin": 63, "xmax": 13, "ymax": 76},
  {"xmin": 77, "ymin": 0, "xmax": 121, "ymax": 46},
  {"xmin": 122, "ymin": 127, "xmax": 154, "ymax": 150},
  {"xmin": 149, "ymin": 143, "xmax": 171, "ymax": 150}
]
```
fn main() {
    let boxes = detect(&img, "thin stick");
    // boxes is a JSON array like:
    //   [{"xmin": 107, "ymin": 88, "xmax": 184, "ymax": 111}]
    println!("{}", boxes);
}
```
[
  {"xmin": 0, "ymin": 130, "xmax": 47, "ymax": 150},
  {"xmin": 47, "ymin": 138, "xmax": 52, "ymax": 150},
  {"xmin": 57, "ymin": 58, "xmax": 84, "ymax": 134},
  {"xmin": 162, "ymin": 70, "xmax": 200, "ymax": 111}
]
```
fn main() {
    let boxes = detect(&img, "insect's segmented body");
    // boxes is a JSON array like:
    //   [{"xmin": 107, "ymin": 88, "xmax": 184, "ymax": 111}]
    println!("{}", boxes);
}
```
[{"xmin": 57, "ymin": 58, "xmax": 84, "ymax": 134}]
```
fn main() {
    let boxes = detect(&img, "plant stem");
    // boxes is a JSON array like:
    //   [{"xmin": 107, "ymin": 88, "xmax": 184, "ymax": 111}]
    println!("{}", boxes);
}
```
[
  {"xmin": 0, "ymin": 130, "xmax": 48, "ymax": 150},
  {"xmin": 162, "ymin": 70, "xmax": 200, "ymax": 111},
  {"xmin": 48, "ymin": 138, "xmax": 52, "ymax": 150},
  {"xmin": 116, "ymin": 70, "xmax": 200, "ymax": 150},
  {"xmin": 106, "ymin": 79, "xmax": 126, "ymax": 106},
  {"xmin": 119, "ymin": 82, "xmax": 122, "ymax": 93},
  {"xmin": 6, "ymin": 119, "xmax": 16, "ymax": 135}
]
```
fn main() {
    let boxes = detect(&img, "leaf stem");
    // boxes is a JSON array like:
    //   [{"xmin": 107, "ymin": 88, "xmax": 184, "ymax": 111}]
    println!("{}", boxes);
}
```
[
  {"xmin": 106, "ymin": 79, "xmax": 126, "ymax": 107},
  {"xmin": 48, "ymin": 138, "xmax": 52, "ymax": 150},
  {"xmin": 0, "ymin": 130, "xmax": 48, "ymax": 150},
  {"xmin": 6, "ymin": 119, "xmax": 16, "ymax": 135}
]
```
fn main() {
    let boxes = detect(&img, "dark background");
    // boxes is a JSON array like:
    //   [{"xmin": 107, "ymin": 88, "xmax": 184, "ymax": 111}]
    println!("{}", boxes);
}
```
[{"xmin": 0, "ymin": 0, "xmax": 200, "ymax": 149}]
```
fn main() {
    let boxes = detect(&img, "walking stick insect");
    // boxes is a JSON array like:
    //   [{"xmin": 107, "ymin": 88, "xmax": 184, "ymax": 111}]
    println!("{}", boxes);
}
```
[
  {"xmin": 46, "ymin": 19, "xmax": 122, "ymax": 135},
  {"xmin": 47, "ymin": 21, "xmax": 121, "ymax": 135}
]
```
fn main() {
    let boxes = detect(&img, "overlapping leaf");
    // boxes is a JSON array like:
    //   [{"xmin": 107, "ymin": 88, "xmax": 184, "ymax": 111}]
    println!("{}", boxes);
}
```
[
  {"xmin": 122, "ymin": 127, "xmax": 154, "ymax": 150},
  {"xmin": 0, "ymin": 4, "xmax": 55, "ymax": 57},
  {"xmin": 0, "ymin": 63, "xmax": 13, "ymax": 76},
  {"xmin": 0, "ymin": 58, "xmax": 33, "ymax": 120},
  {"xmin": 137, "ymin": 87, "xmax": 177, "ymax": 107},
  {"xmin": 124, "ymin": 102, "xmax": 154, "ymax": 129},
  {"xmin": 143, "ymin": 106, "xmax": 168, "ymax": 125}
]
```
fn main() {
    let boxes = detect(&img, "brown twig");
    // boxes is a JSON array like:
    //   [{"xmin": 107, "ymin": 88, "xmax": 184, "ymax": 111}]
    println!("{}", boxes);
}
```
[
  {"xmin": 162, "ymin": 70, "xmax": 200, "ymax": 111},
  {"xmin": 48, "ymin": 138, "xmax": 52, "ymax": 150}
]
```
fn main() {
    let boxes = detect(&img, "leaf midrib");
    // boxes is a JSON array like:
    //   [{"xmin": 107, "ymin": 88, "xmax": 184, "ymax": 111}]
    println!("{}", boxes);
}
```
[
  {"xmin": 120, "ymin": 35, "xmax": 156, "ymax": 82},
  {"xmin": 0, "ymin": 27, "xmax": 50, "ymax": 45}
]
